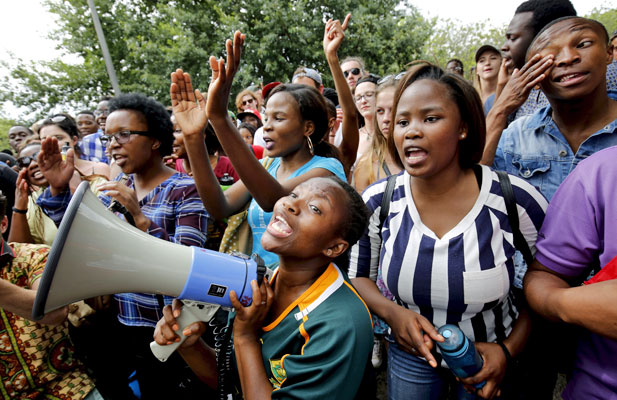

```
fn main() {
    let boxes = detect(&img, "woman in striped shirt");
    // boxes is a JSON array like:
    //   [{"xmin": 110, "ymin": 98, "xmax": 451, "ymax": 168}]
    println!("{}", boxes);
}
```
[{"xmin": 349, "ymin": 63, "xmax": 548, "ymax": 399}]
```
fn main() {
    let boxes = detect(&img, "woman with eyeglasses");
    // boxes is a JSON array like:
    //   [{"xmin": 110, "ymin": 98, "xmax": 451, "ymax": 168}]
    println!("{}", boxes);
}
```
[
  {"xmin": 35, "ymin": 93, "xmax": 212, "ymax": 398},
  {"xmin": 353, "ymin": 75, "xmax": 404, "ymax": 193},
  {"xmin": 235, "ymin": 89, "xmax": 262, "ymax": 113},
  {"xmin": 354, "ymin": 75, "xmax": 379, "ymax": 164},
  {"xmin": 8, "ymin": 141, "xmax": 57, "ymax": 245}
]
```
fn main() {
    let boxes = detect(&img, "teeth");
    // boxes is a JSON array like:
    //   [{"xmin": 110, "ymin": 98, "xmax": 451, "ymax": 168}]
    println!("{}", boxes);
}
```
[{"xmin": 561, "ymin": 74, "xmax": 579, "ymax": 82}]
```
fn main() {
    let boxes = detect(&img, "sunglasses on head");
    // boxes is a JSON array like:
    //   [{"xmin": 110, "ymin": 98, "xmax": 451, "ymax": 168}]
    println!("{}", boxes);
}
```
[
  {"xmin": 17, "ymin": 152, "xmax": 40, "ymax": 169},
  {"xmin": 377, "ymin": 72, "xmax": 406, "ymax": 85},
  {"xmin": 343, "ymin": 68, "xmax": 361, "ymax": 78},
  {"xmin": 46, "ymin": 114, "xmax": 68, "ymax": 124}
]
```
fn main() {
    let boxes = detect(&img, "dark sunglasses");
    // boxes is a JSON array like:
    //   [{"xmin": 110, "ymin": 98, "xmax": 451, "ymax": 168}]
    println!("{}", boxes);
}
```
[
  {"xmin": 343, "ymin": 68, "xmax": 361, "ymax": 78},
  {"xmin": 99, "ymin": 130, "xmax": 151, "ymax": 146},
  {"xmin": 242, "ymin": 98, "xmax": 256, "ymax": 106},
  {"xmin": 17, "ymin": 152, "xmax": 40, "ymax": 169}
]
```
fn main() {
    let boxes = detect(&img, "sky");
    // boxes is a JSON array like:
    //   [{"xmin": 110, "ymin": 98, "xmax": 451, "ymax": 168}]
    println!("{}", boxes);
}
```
[{"xmin": 0, "ymin": 0, "xmax": 615, "ymax": 117}]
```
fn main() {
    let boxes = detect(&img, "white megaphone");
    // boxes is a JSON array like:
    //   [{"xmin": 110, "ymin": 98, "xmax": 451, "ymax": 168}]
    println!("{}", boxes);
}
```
[{"xmin": 33, "ymin": 181, "xmax": 268, "ymax": 362}]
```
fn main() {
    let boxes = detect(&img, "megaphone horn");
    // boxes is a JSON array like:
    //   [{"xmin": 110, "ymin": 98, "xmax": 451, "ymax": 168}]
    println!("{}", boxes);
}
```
[{"xmin": 33, "ymin": 181, "xmax": 267, "ymax": 360}]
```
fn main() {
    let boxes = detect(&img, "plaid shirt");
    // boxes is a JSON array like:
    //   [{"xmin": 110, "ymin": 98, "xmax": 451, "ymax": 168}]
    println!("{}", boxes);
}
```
[
  {"xmin": 79, "ymin": 129, "xmax": 109, "ymax": 164},
  {"xmin": 37, "ymin": 172, "xmax": 210, "ymax": 327}
]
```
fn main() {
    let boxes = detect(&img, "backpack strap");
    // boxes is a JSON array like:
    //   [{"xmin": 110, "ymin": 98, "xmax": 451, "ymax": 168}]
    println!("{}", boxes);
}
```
[
  {"xmin": 379, "ymin": 174, "xmax": 398, "ymax": 231},
  {"xmin": 496, "ymin": 170, "xmax": 534, "ymax": 266}
]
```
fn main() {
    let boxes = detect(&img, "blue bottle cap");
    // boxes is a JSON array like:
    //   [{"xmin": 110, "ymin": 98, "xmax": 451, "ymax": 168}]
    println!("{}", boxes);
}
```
[{"xmin": 437, "ymin": 324, "xmax": 465, "ymax": 352}]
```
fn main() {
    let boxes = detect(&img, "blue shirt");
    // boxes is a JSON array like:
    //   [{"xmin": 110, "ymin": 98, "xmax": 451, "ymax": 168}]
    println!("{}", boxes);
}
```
[
  {"xmin": 37, "ymin": 172, "xmax": 210, "ymax": 327},
  {"xmin": 247, "ymin": 155, "xmax": 346, "ymax": 265},
  {"xmin": 80, "ymin": 130, "xmax": 109, "ymax": 164},
  {"xmin": 494, "ymin": 93, "xmax": 617, "ymax": 202}
]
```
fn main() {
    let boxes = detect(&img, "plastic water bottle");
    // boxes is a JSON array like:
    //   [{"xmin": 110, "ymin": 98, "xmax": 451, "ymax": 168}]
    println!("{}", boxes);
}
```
[{"xmin": 437, "ymin": 324, "xmax": 486, "ymax": 392}]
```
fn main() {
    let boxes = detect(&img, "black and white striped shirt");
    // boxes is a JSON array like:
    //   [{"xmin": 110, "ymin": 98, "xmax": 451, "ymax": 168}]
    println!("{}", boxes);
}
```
[{"xmin": 349, "ymin": 165, "xmax": 548, "ymax": 343}]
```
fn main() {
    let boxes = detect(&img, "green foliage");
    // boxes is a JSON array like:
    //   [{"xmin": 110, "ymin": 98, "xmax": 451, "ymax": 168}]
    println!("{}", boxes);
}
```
[
  {"xmin": 0, "ymin": 0, "xmax": 430, "ymax": 116},
  {"xmin": 0, "ymin": 116, "xmax": 18, "ymax": 152},
  {"xmin": 420, "ymin": 19, "xmax": 505, "ymax": 80},
  {"xmin": 586, "ymin": 6, "xmax": 617, "ymax": 37}
]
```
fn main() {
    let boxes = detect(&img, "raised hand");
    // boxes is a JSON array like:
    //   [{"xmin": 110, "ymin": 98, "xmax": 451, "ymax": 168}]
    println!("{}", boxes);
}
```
[
  {"xmin": 206, "ymin": 31, "xmax": 245, "ymax": 122},
  {"xmin": 494, "ymin": 54, "xmax": 554, "ymax": 114},
  {"xmin": 323, "ymin": 14, "xmax": 351, "ymax": 57},
  {"xmin": 37, "ymin": 137, "xmax": 75, "ymax": 196},
  {"xmin": 14, "ymin": 169, "xmax": 30, "ymax": 210},
  {"xmin": 170, "ymin": 69, "xmax": 208, "ymax": 138}
]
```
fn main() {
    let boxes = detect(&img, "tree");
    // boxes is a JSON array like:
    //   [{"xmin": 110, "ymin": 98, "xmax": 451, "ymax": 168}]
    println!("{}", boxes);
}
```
[
  {"xmin": 421, "ymin": 19, "xmax": 505, "ymax": 81},
  {"xmin": 587, "ymin": 6, "xmax": 617, "ymax": 37},
  {"xmin": 0, "ymin": 0, "xmax": 431, "ymax": 117}
]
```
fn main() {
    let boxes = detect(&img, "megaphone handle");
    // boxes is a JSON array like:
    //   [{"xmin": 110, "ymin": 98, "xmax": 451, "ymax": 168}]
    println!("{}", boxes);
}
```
[{"xmin": 150, "ymin": 302, "xmax": 219, "ymax": 362}]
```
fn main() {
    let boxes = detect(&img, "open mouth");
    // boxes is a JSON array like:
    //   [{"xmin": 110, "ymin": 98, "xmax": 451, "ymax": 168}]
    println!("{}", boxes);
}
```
[
  {"xmin": 33, "ymin": 170, "xmax": 44, "ymax": 180},
  {"xmin": 404, "ymin": 146, "xmax": 428, "ymax": 165},
  {"xmin": 554, "ymin": 72, "xmax": 588, "ymax": 85},
  {"xmin": 267, "ymin": 215, "xmax": 293, "ymax": 238},
  {"xmin": 113, "ymin": 154, "xmax": 128, "ymax": 167},
  {"xmin": 263, "ymin": 137, "xmax": 274, "ymax": 151}
]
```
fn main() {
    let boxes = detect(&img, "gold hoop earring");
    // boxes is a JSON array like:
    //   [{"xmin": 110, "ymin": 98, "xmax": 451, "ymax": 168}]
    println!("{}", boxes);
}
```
[{"xmin": 307, "ymin": 136, "xmax": 314, "ymax": 155}]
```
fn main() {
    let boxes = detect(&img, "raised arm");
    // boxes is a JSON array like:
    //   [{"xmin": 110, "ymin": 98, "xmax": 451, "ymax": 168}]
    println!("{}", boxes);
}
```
[
  {"xmin": 171, "ymin": 67, "xmax": 251, "ymax": 220},
  {"xmin": 205, "ymin": 31, "xmax": 337, "ymax": 212},
  {"xmin": 323, "ymin": 14, "xmax": 359, "ymax": 174},
  {"xmin": 8, "ymin": 169, "xmax": 35, "ymax": 244}
]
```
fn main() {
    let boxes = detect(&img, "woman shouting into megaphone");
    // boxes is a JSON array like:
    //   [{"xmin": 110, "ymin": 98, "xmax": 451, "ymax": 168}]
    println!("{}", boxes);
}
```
[{"xmin": 154, "ymin": 176, "xmax": 374, "ymax": 400}]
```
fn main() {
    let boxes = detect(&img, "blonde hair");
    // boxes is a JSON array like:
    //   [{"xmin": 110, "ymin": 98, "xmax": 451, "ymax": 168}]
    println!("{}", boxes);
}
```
[
  {"xmin": 355, "ymin": 78, "xmax": 398, "ymax": 184},
  {"xmin": 235, "ymin": 89, "xmax": 262, "ymax": 113}
]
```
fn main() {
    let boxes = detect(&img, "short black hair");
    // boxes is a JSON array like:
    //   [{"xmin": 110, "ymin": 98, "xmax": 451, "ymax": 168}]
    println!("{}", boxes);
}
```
[
  {"xmin": 0, "ymin": 191, "xmax": 7, "ymax": 220},
  {"xmin": 446, "ymin": 59, "xmax": 464, "ymax": 69},
  {"xmin": 77, "ymin": 110, "xmax": 95, "ymax": 117},
  {"xmin": 238, "ymin": 123, "xmax": 256, "ymax": 138},
  {"xmin": 326, "ymin": 176, "xmax": 370, "ymax": 246},
  {"xmin": 515, "ymin": 0, "xmax": 577, "ymax": 37},
  {"xmin": 108, "ymin": 93, "xmax": 174, "ymax": 157},
  {"xmin": 10, "ymin": 125, "xmax": 34, "ymax": 135},
  {"xmin": 388, "ymin": 62, "xmax": 486, "ymax": 170},
  {"xmin": 531, "ymin": 16, "xmax": 609, "ymax": 51}
]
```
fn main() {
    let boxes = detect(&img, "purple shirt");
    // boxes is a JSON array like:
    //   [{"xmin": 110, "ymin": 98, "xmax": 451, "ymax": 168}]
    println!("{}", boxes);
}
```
[{"xmin": 535, "ymin": 146, "xmax": 617, "ymax": 400}]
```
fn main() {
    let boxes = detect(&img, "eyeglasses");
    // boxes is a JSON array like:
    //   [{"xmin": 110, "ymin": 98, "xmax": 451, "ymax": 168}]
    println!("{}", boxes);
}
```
[
  {"xmin": 94, "ymin": 109, "xmax": 110, "ymax": 117},
  {"xmin": 343, "ymin": 68, "xmax": 361, "ymax": 78},
  {"xmin": 242, "ymin": 98, "xmax": 255, "ymax": 106},
  {"xmin": 17, "ymin": 152, "xmax": 40, "ymax": 169},
  {"xmin": 99, "ymin": 130, "xmax": 151, "ymax": 146},
  {"xmin": 354, "ymin": 91, "xmax": 376, "ymax": 103},
  {"xmin": 377, "ymin": 72, "xmax": 406, "ymax": 85}
]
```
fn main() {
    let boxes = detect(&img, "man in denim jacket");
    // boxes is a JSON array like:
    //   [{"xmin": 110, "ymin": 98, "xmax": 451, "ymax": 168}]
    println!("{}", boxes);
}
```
[{"xmin": 488, "ymin": 18, "xmax": 617, "ymax": 201}]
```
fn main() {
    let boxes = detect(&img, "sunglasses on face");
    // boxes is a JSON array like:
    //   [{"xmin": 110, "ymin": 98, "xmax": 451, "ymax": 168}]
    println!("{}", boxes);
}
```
[
  {"xmin": 242, "ymin": 98, "xmax": 256, "ymax": 106},
  {"xmin": 17, "ymin": 152, "xmax": 40, "ymax": 169},
  {"xmin": 99, "ymin": 130, "xmax": 151, "ymax": 146},
  {"xmin": 344, "ymin": 68, "xmax": 361, "ymax": 78}
]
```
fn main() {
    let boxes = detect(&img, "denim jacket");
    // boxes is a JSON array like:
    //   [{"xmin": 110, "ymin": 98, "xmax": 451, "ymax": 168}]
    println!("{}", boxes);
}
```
[{"xmin": 494, "ymin": 93, "xmax": 617, "ymax": 202}]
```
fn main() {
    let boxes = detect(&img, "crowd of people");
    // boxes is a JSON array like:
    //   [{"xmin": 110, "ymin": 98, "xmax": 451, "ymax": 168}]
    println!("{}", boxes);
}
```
[{"xmin": 0, "ymin": 0, "xmax": 616, "ymax": 399}]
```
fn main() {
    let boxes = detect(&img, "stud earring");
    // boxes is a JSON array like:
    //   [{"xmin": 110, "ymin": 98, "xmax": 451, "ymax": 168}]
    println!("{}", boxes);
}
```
[{"xmin": 326, "ymin": 249, "xmax": 332, "ymax": 256}]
